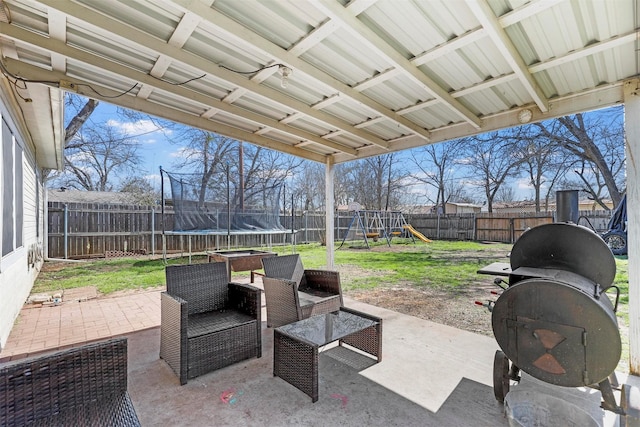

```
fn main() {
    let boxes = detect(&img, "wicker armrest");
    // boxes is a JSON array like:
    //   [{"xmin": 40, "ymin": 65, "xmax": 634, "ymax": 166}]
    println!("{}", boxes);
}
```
[
  {"xmin": 161, "ymin": 292, "xmax": 187, "ymax": 327},
  {"xmin": 160, "ymin": 292, "xmax": 188, "ymax": 384},
  {"xmin": 301, "ymin": 270, "xmax": 342, "ymax": 296},
  {"xmin": 228, "ymin": 282, "xmax": 261, "ymax": 319},
  {"xmin": 228, "ymin": 282, "xmax": 262, "ymax": 358}
]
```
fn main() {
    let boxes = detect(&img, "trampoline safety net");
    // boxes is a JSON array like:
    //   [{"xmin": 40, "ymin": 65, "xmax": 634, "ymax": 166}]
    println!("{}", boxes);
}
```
[{"xmin": 163, "ymin": 169, "xmax": 286, "ymax": 233}]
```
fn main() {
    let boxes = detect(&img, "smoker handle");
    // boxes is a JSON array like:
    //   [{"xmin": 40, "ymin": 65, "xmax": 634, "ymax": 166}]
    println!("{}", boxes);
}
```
[
  {"xmin": 493, "ymin": 277, "xmax": 508, "ymax": 290},
  {"xmin": 602, "ymin": 285, "xmax": 621, "ymax": 313}
]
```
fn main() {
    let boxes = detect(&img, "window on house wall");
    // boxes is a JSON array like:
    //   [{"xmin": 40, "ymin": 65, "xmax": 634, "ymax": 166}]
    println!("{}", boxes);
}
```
[
  {"xmin": 1, "ymin": 118, "xmax": 23, "ymax": 258},
  {"xmin": 15, "ymin": 143, "xmax": 23, "ymax": 249},
  {"xmin": 2, "ymin": 119, "xmax": 13, "ymax": 257}
]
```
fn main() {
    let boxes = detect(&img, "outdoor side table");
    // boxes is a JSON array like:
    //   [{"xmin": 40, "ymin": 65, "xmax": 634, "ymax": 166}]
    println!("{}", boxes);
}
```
[{"xmin": 273, "ymin": 307, "xmax": 382, "ymax": 402}]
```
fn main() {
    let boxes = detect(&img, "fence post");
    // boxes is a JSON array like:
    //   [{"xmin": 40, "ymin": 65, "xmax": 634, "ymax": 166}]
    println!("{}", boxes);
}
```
[
  {"xmin": 473, "ymin": 213, "xmax": 477, "ymax": 241},
  {"xmin": 151, "ymin": 208, "xmax": 155, "ymax": 255},
  {"xmin": 63, "ymin": 203, "xmax": 68, "ymax": 259}
]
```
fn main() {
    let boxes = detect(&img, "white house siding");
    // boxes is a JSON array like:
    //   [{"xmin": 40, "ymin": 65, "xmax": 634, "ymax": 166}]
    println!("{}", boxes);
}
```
[{"xmin": 0, "ymin": 105, "xmax": 44, "ymax": 351}]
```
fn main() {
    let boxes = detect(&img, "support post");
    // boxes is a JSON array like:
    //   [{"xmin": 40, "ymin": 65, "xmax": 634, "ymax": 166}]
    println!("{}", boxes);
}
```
[
  {"xmin": 625, "ymin": 78, "xmax": 640, "ymax": 374},
  {"xmin": 227, "ymin": 164, "xmax": 231, "ymax": 250},
  {"xmin": 325, "ymin": 157, "xmax": 335, "ymax": 269}
]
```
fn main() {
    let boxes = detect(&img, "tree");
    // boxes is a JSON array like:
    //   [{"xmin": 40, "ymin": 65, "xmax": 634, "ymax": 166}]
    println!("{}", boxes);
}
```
[
  {"xmin": 171, "ymin": 130, "xmax": 236, "ymax": 204},
  {"xmin": 64, "ymin": 96, "xmax": 99, "ymax": 146},
  {"xmin": 512, "ymin": 126, "xmax": 571, "ymax": 212},
  {"xmin": 118, "ymin": 176, "xmax": 158, "ymax": 205},
  {"xmin": 334, "ymin": 154, "xmax": 409, "ymax": 211},
  {"xmin": 169, "ymin": 129, "xmax": 301, "ymax": 210},
  {"xmin": 532, "ymin": 109, "xmax": 625, "ymax": 208},
  {"xmin": 240, "ymin": 143, "xmax": 302, "ymax": 210},
  {"xmin": 44, "ymin": 94, "xmax": 99, "ymax": 183},
  {"xmin": 461, "ymin": 131, "xmax": 525, "ymax": 213},
  {"xmin": 50, "ymin": 119, "xmax": 141, "ymax": 191},
  {"xmin": 290, "ymin": 161, "xmax": 325, "ymax": 211},
  {"xmin": 410, "ymin": 140, "xmax": 464, "ymax": 214},
  {"xmin": 495, "ymin": 185, "xmax": 517, "ymax": 203}
]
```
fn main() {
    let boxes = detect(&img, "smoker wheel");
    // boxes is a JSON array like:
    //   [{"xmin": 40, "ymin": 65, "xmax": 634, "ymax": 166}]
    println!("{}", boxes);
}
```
[
  {"xmin": 493, "ymin": 350, "xmax": 510, "ymax": 403},
  {"xmin": 603, "ymin": 230, "xmax": 628, "ymax": 256}
]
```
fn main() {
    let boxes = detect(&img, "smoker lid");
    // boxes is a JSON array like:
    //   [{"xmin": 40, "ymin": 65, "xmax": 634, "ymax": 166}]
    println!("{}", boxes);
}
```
[{"xmin": 510, "ymin": 222, "xmax": 616, "ymax": 287}]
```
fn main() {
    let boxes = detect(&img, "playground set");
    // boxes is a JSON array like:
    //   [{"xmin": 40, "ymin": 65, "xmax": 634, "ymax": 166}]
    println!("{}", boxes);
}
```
[{"xmin": 337, "ymin": 210, "xmax": 431, "ymax": 249}]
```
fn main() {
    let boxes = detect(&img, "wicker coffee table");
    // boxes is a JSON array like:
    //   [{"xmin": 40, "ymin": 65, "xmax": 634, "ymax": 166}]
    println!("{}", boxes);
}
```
[{"xmin": 273, "ymin": 307, "xmax": 382, "ymax": 402}]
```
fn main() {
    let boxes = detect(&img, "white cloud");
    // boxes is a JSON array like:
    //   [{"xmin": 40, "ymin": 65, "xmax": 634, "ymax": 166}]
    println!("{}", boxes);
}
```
[
  {"xmin": 170, "ymin": 147, "xmax": 199, "ymax": 158},
  {"xmin": 106, "ymin": 119, "xmax": 169, "ymax": 143},
  {"xmin": 517, "ymin": 177, "xmax": 534, "ymax": 190}
]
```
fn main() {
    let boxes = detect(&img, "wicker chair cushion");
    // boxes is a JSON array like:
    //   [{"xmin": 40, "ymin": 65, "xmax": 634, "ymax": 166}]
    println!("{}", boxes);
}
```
[
  {"xmin": 187, "ymin": 310, "xmax": 256, "ymax": 339},
  {"xmin": 297, "ymin": 290, "xmax": 337, "ymax": 306}
]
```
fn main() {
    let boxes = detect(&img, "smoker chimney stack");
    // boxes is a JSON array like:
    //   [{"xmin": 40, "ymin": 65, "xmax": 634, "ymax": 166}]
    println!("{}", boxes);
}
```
[{"xmin": 555, "ymin": 190, "xmax": 579, "ymax": 223}]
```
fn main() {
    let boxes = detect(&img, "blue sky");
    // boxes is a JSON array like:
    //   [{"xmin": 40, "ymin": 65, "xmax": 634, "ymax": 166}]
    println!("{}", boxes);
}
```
[{"xmin": 87, "ymin": 102, "xmax": 175, "ymax": 191}]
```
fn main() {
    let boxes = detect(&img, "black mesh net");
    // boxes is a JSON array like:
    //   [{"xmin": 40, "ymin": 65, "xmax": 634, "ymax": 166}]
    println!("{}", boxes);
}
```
[{"xmin": 163, "ymin": 170, "xmax": 285, "ymax": 233}]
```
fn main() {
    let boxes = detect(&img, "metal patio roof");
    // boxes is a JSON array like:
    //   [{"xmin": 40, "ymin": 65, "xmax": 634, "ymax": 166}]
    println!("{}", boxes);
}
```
[{"xmin": 0, "ymin": 0, "xmax": 638, "ymax": 164}]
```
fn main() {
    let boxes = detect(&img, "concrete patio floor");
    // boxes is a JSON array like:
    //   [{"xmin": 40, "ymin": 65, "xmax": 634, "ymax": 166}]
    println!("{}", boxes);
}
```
[{"xmin": 1, "ymin": 279, "xmax": 636, "ymax": 426}]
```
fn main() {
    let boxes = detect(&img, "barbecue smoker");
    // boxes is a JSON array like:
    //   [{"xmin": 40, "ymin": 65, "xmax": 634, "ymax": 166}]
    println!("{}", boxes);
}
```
[{"xmin": 478, "ymin": 221, "xmax": 639, "ymax": 420}]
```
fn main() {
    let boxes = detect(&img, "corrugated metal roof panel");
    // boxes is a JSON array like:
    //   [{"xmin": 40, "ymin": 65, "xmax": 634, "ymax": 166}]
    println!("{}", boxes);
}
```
[
  {"xmin": 77, "ymin": 0, "xmax": 182, "ymax": 42},
  {"xmin": 2, "ymin": 0, "xmax": 637, "ymax": 164},
  {"xmin": 362, "ymin": 0, "xmax": 480, "ymax": 58},
  {"xmin": 361, "ymin": 75, "xmax": 433, "ymax": 112}
]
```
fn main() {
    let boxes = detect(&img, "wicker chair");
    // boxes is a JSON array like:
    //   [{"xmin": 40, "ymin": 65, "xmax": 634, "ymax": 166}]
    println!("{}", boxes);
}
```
[
  {"xmin": 261, "ymin": 254, "xmax": 343, "ymax": 328},
  {"xmin": 160, "ymin": 262, "xmax": 262, "ymax": 385},
  {"xmin": 0, "ymin": 337, "xmax": 141, "ymax": 426}
]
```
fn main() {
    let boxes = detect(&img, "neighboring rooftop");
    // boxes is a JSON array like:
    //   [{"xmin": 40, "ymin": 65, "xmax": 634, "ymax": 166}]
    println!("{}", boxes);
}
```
[{"xmin": 47, "ymin": 189, "xmax": 144, "ymax": 205}]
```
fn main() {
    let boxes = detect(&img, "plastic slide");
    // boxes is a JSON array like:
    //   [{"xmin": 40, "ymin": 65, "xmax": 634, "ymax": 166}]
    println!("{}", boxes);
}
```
[{"xmin": 403, "ymin": 224, "xmax": 432, "ymax": 243}]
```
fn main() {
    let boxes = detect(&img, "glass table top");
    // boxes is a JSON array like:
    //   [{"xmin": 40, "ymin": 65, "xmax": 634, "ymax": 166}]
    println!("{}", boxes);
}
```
[{"xmin": 276, "ymin": 309, "xmax": 378, "ymax": 346}]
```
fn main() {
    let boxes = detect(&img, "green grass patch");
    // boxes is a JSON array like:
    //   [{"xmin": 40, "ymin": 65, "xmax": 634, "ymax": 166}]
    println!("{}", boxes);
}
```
[
  {"xmin": 33, "ymin": 242, "xmax": 627, "ymax": 312},
  {"xmin": 264, "ymin": 241, "xmax": 512, "ymax": 291},
  {"xmin": 33, "ymin": 255, "xmax": 209, "ymax": 295}
]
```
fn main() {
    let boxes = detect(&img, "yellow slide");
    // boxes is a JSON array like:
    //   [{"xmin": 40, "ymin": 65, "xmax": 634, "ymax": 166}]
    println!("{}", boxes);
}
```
[{"xmin": 403, "ymin": 224, "xmax": 432, "ymax": 243}]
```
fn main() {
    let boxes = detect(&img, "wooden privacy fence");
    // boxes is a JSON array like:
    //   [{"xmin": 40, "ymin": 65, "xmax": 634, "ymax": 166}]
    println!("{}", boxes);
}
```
[
  {"xmin": 407, "ymin": 211, "xmax": 611, "ymax": 243},
  {"xmin": 48, "ymin": 202, "xmax": 161, "ymax": 259},
  {"xmin": 47, "ymin": 202, "xmax": 614, "ymax": 259}
]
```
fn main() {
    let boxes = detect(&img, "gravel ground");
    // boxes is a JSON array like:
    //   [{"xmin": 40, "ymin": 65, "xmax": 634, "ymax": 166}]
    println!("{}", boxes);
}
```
[{"xmin": 345, "ymin": 276, "xmax": 496, "ymax": 337}]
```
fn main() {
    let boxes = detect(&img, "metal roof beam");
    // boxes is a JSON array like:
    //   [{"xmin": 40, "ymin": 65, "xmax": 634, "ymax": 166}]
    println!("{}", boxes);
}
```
[
  {"xmin": 411, "ymin": 28, "xmax": 486, "ymax": 67},
  {"xmin": 466, "ymin": 0, "xmax": 549, "ymax": 113},
  {"xmin": 4, "ymin": 58, "xmax": 328, "ymax": 163},
  {"xmin": 288, "ymin": 19, "xmax": 340, "ymax": 56},
  {"xmin": 498, "ymin": 0, "xmax": 562, "ymax": 28},
  {"xmin": 172, "ymin": 0, "xmax": 423, "ymax": 144},
  {"xmin": 529, "ymin": 31, "xmax": 638, "ymax": 73},
  {"xmin": 0, "ymin": 26, "xmax": 358, "ymax": 157},
  {"xmin": 312, "ymin": 0, "xmax": 483, "ymax": 129},
  {"xmin": 33, "ymin": 0, "xmax": 389, "ymax": 151}
]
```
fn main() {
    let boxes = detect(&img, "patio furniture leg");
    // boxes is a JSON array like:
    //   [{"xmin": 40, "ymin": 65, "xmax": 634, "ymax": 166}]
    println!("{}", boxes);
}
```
[
  {"xmin": 274, "ymin": 330, "xmax": 319, "ymax": 402},
  {"xmin": 339, "ymin": 307, "xmax": 382, "ymax": 362}
]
